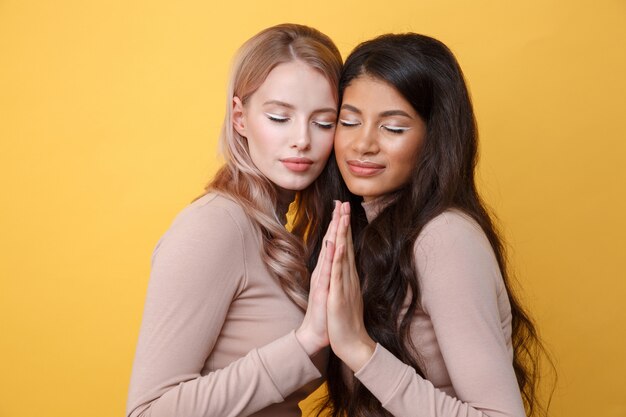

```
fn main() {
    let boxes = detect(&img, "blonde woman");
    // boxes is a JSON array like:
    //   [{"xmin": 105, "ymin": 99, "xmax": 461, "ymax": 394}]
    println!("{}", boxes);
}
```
[{"xmin": 126, "ymin": 24, "xmax": 342, "ymax": 417}]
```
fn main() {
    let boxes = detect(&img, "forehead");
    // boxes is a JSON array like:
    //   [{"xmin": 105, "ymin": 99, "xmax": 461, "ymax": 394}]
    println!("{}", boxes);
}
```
[
  {"xmin": 250, "ymin": 60, "xmax": 336, "ymax": 107},
  {"xmin": 342, "ymin": 76, "xmax": 415, "ymax": 115}
]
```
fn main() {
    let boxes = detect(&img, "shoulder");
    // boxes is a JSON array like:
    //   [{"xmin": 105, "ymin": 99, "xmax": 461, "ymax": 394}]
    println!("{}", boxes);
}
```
[
  {"xmin": 413, "ymin": 210, "xmax": 502, "ymax": 301},
  {"xmin": 161, "ymin": 192, "xmax": 258, "ymax": 246},
  {"xmin": 421, "ymin": 209, "xmax": 485, "ymax": 238},
  {"xmin": 415, "ymin": 209, "xmax": 492, "ymax": 257},
  {"xmin": 153, "ymin": 193, "xmax": 253, "ymax": 262},
  {"xmin": 142, "ymin": 194, "xmax": 252, "ymax": 323},
  {"xmin": 171, "ymin": 192, "xmax": 250, "ymax": 234}
]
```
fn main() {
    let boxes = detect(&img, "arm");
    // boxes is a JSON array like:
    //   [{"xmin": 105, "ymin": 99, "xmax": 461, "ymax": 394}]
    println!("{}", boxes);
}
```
[
  {"xmin": 353, "ymin": 211, "xmax": 526, "ymax": 417},
  {"xmin": 126, "ymin": 201, "xmax": 325, "ymax": 417}
]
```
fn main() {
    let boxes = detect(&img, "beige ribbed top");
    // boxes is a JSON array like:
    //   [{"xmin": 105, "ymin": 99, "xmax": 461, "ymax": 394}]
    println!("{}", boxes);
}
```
[
  {"xmin": 126, "ymin": 193, "xmax": 325, "ymax": 417},
  {"xmin": 354, "ymin": 200, "xmax": 526, "ymax": 417}
]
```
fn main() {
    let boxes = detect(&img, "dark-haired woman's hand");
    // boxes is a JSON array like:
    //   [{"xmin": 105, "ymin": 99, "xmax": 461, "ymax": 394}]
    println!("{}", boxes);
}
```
[
  {"xmin": 327, "ymin": 202, "xmax": 376, "ymax": 372},
  {"xmin": 296, "ymin": 201, "xmax": 340, "ymax": 357}
]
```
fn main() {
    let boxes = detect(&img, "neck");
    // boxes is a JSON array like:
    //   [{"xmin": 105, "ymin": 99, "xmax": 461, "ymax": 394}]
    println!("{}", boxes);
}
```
[{"xmin": 361, "ymin": 192, "xmax": 400, "ymax": 223}]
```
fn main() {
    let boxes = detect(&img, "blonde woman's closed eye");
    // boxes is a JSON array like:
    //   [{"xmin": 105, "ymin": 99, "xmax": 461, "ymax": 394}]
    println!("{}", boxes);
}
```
[
  {"xmin": 313, "ymin": 120, "xmax": 335, "ymax": 129},
  {"xmin": 265, "ymin": 112, "xmax": 290, "ymax": 123}
]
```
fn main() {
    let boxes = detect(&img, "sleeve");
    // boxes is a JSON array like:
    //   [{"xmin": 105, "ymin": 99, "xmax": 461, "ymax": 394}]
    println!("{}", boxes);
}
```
[
  {"xmin": 126, "ymin": 202, "xmax": 321, "ymax": 417},
  {"xmin": 354, "ymin": 212, "xmax": 526, "ymax": 417}
]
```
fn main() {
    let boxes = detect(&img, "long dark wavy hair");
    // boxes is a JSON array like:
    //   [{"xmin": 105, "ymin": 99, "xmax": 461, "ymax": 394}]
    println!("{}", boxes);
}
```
[{"xmin": 308, "ymin": 33, "xmax": 553, "ymax": 417}]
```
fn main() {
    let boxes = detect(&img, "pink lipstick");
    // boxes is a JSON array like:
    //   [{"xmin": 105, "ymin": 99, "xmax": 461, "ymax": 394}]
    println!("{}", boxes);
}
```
[
  {"xmin": 281, "ymin": 157, "xmax": 314, "ymax": 172},
  {"xmin": 346, "ymin": 160, "xmax": 385, "ymax": 176}
]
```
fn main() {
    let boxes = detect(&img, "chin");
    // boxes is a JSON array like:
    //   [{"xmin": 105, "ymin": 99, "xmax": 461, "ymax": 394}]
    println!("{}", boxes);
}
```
[
  {"xmin": 344, "ymin": 182, "xmax": 373, "ymax": 199},
  {"xmin": 276, "ymin": 180, "xmax": 313, "ymax": 192}
]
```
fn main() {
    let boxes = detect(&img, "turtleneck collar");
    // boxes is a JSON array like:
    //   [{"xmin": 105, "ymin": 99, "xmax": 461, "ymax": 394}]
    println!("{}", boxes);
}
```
[{"xmin": 360, "ymin": 192, "xmax": 401, "ymax": 223}]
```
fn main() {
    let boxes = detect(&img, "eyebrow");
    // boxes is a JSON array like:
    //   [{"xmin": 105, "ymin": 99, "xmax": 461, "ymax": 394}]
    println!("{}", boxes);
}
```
[
  {"xmin": 264, "ymin": 100, "xmax": 336, "ymax": 115},
  {"xmin": 380, "ymin": 110, "xmax": 413, "ymax": 119},
  {"xmin": 341, "ymin": 104, "xmax": 413, "ymax": 119},
  {"xmin": 263, "ymin": 100, "xmax": 295, "ymax": 109}
]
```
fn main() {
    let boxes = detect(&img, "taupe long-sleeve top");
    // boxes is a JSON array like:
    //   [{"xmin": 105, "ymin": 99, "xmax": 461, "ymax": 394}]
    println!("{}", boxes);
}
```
[
  {"xmin": 355, "ymin": 200, "xmax": 526, "ymax": 417},
  {"xmin": 126, "ymin": 193, "xmax": 325, "ymax": 417}
]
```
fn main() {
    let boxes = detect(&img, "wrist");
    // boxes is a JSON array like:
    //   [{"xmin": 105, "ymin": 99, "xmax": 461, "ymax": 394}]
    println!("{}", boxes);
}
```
[
  {"xmin": 295, "ymin": 326, "xmax": 322, "ymax": 357},
  {"xmin": 339, "ymin": 338, "xmax": 376, "ymax": 372}
]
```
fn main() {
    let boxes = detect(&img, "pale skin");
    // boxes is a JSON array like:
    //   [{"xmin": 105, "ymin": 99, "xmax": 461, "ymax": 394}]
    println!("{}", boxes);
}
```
[
  {"xmin": 295, "ymin": 200, "xmax": 340, "ymax": 356},
  {"xmin": 297, "ymin": 202, "xmax": 375, "ymax": 372},
  {"xmin": 327, "ymin": 202, "xmax": 377, "ymax": 371},
  {"xmin": 296, "ymin": 200, "xmax": 376, "ymax": 373},
  {"xmin": 227, "ymin": 59, "xmax": 341, "ymax": 358}
]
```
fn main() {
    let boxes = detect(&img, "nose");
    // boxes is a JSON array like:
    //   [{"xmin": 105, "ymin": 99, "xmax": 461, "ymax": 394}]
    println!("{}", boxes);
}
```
[
  {"xmin": 290, "ymin": 120, "xmax": 311, "ymax": 151},
  {"xmin": 352, "ymin": 123, "xmax": 379, "ymax": 155}
]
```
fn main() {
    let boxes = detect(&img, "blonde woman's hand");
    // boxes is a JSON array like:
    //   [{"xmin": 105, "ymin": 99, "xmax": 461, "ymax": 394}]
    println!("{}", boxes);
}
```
[
  {"xmin": 327, "ymin": 202, "xmax": 376, "ymax": 372},
  {"xmin": 296, "ymin": 201, "xmax": 340, "ymax": 356}
]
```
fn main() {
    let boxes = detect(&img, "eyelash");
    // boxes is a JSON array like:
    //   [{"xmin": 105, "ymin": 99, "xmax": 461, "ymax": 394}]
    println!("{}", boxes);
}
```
[
  {"xmin": 267, "ymin": 115, "xmax": 289, "ymax": 123},
  {"xmin": 314, "ymin": 121, "xmax": 334, "ymax": 130},
  {"xmin": 383, "ymin": 126, "xmax": 408, "ymax": 134},
  {"xmin": 340, "ymin": 120, "xmax": 408, "ymax": 134},
  {"xmin": 267, "ymin": 115, "xmax": 334, "ymax": 129}
]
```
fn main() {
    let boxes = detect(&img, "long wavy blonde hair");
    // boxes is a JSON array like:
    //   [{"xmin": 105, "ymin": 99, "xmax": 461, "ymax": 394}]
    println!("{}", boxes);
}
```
[{"xmin": 206, "ymin": 24, "xmax": 342, "ymax": 309}]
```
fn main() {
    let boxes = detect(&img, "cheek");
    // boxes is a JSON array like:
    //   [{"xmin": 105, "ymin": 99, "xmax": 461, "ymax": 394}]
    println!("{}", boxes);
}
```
[
  {"xmin": 316, "ymin": 129, "xmax": 335, "ymax": 156},
  {"xmin": 333, "ymin": 130, "xmax": 349, "ymax": 158},
  {"xmin": 390, "ymin": 141, "xmax": 421, "ymax": 180},
  {"xmin": 333, "ymin": 135, "xmax": 353, "ymax": 181},
  {"xmin": 248, "ymin": 118, "xmax": 280, "ymax": 145},
  {"xmin": 397, "ymin": 155, "xmax": 417, "ymax": 180}
]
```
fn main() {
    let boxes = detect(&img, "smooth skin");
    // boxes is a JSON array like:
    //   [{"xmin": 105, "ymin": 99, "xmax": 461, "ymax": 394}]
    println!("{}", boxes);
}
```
[
  {"xmin": 231, "ymin": 60, "xmax": 340, "ymax": 358},
  {"xmin": 233, "ymin": 60, "xmax": 337, "ymax": 201},
  {"xmin": 323, "ymin": 75, "xmax": 427, "ymax": 372},
  {"xmin": 327, "ymin": 202, "xmax": 377, "ymax": 371},
  {"xmin": 335, "ymin": 76, "xmax": 425, "ymax": 202},
  {"xmin": 300, "ymin": 200, "xmax": 376, "ymax": 367},
  {"xmin": 296, "ymin": 200, "xmax": 341, "ymax": 356}
]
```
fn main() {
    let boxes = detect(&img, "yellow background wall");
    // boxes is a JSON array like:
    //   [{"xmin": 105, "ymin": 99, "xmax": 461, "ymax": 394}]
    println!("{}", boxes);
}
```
[{"xmin": 1, "ymin": 1, "xmax": 624, "ymax": 416}]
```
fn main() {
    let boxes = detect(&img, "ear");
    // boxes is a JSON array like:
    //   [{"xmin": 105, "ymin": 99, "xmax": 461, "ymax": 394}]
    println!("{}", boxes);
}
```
[{"xmin": 232, "ymin": 96, "xmax": 246, "ymax": 137}]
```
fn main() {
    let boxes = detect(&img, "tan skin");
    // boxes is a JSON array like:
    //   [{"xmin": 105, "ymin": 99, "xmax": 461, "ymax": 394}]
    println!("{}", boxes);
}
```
[
  {"xmin": 298, "ymin": 200, "xmax": 375, "ymax": 370},
  {"xmin": 328, "ymin": 202, "xmax": 377, "ymax": 371},
  {"xmin": 324, "ymin": 76, "xmax": 426, "ymax": 371},
  {"xmin": 295, "ymin": 201, "xmax": 340, "ymax": 356},
  {"xmin": 300, "ymin": 76, "xmax": 424, "ymax": 369}
]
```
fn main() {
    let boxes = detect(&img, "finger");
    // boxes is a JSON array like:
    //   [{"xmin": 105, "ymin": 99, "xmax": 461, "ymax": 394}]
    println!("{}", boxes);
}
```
[
  {"xmin": 335, "ymin": 211, "xmax": 349, "ymax": 258},
  {"xmin": 311, "ymin": 232, "xmax": 330, "ymax": 286},
  {"xmin": 310, "ymin": 245, "xmax": 326, "ymax": 289},
  {"xmin": 313, "ymin": 202, "xmax": 341, "ymax": 286},
  {"xmin": 316, "ymin": 240, "xmax": 334, "ymax": 291},
  {"xmin": 341, "ymin": 235, "xmax": 352, "ymax": 299},
  {"xmin": 326, "ymin": 200, "xmax": 341, "ymax": 246},
  {"xmin": 313, "ymin": 244, "xmax": 327, "ymax": 283},
  {"xmin": 329, "ymin": 243, "xmax": 345, "ymax": 304},
  {"xmin": 319, "ymin": 201, "xmax": 341, "ymax": 262},
  {"xmin": 345, "ymin": 217, "xmax": 357, "ymax": 279}
]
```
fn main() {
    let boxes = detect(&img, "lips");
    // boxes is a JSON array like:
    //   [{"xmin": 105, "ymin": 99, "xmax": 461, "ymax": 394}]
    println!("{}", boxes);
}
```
[
  {"xmin": 346, "ymin": 159, "xmax": 385, "ymax": 176},
  {"xmin": 280, "ymin": 157, "xmax": 314, "ymax": 172}
]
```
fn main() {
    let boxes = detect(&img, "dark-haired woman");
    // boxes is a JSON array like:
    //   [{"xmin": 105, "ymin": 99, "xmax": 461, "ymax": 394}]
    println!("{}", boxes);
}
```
[{"xmin": 314, "ymin": 33, "xmax": 548, "ymax": 417}]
